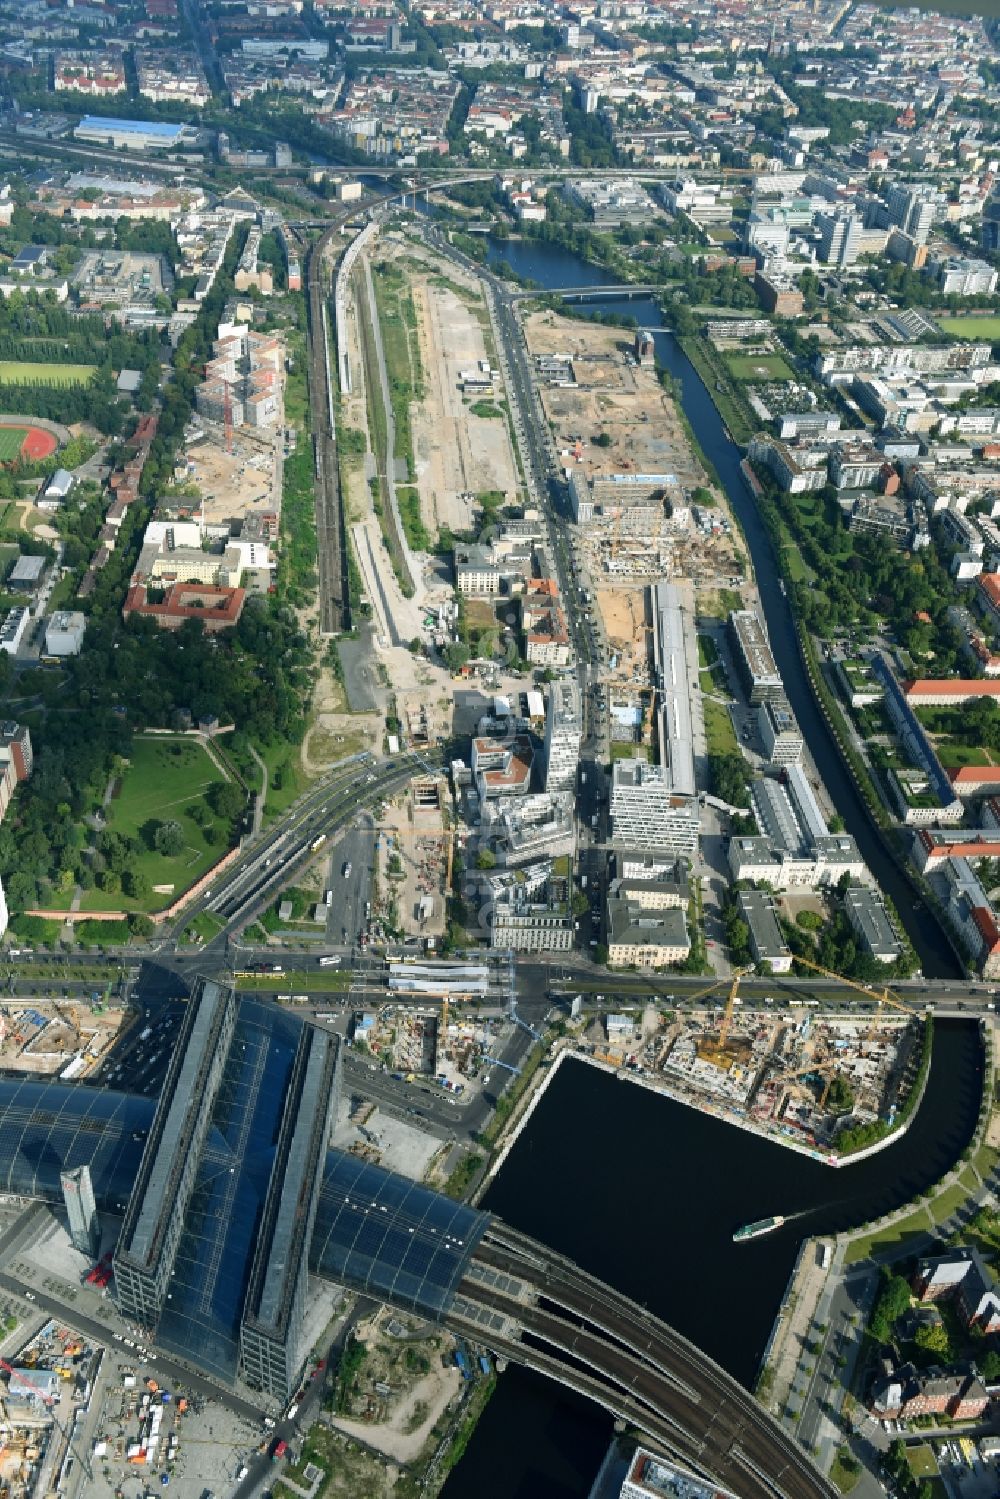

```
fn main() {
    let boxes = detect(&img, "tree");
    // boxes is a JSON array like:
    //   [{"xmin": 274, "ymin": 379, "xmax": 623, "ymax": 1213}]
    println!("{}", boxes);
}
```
[
  {"xmin": 593, "ymin": 431, "xmax": 612, "ymax": 447},
  {"xmin": 870, "ymin": 1268, "xmax": 911, "ymax": 1344},
  {"xmin": 210, "ymin": 781, "xmax": 244, "ymax": 821},
  {"xmin": 153, "ymin": 820, "xmax": 185, "ymax": 857},
  {"xmin": 123, "ymin": 869, "xmax": 150, "ymax": 901},
  {"xmin": 475, "ymin": 849, "xmax": 496, "ymax": 870},
  {"xmin": 913, "ymin": 1319, "xmax": 953, "ymax": 1362},
  {"xmin": 99, "ymin": 870, "xmax": 121, "ymax": 895},
  {"xmin": 444, "ymin": 642, "xmax": 470, "ymax": 673},
  {"xmin": 825, "ymin": 1074, "xmax": 855, "ymax": 1114}
]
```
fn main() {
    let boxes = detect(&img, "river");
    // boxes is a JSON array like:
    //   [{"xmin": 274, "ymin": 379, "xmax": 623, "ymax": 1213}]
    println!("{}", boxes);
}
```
[
  {"xmin": 445, "ymin": 1024, "xmax": 982, "ymax": 1497},
  {"xmin": 440, "ymin": 232, "xmax": 975, "ymax": 1497},
  {"xmin": 480, "ymin": 235, "xmax": 959, "ymax": 981}
]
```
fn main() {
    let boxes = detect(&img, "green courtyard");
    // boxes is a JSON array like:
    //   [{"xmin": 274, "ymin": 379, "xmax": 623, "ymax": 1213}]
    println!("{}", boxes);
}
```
[{"xmin": 80, "ymin": 736, "xmax": 239, "ymax": 914}]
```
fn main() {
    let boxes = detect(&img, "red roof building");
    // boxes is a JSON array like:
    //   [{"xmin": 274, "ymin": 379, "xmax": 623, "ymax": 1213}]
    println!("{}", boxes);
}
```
[{"xmin": 123, "ymin": 583, "xmax": 246, "ymax": 632}]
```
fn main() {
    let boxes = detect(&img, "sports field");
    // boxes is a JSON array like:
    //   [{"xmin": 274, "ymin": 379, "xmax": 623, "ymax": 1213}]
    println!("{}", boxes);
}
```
[
  {"xmin": 80, "ymin": 736, "xmax": 236, "ymax": 913},
  {"xmin": 0, "ymin": 427, "xmax": 27, "ymax": 462},
  {"xmin": 0, "ymin": 361, "xmax": 96, "ymax": 387},
  {"xmin": 938, "ymin": 315, "xmax": 1000, "ymax": 340},
  {"xmin": 725, "ymin": 352, "xmax": 794, "ymax": 382}
]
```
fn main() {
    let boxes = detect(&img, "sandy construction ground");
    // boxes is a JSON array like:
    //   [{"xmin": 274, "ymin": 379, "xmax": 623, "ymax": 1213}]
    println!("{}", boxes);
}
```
[
  {"xmin": 524, "ymin": 309, "xmax": 704, "ymax": 494},
  {"xmin": 410, "ymin": 273, "xmax": 519, "ymax": 537},
  {"xmin": 597, "ymin": 586, "xmax": 651, "ymax": 678},
  {"xmin": 184, "ymin": 429, "xmax": 278, "ymax": 527}
]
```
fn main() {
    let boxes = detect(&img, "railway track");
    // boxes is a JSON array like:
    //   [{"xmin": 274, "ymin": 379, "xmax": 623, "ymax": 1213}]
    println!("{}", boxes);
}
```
[{"xmin": 305, "ymin": 226, "xmax": 352, "ymax": 636}]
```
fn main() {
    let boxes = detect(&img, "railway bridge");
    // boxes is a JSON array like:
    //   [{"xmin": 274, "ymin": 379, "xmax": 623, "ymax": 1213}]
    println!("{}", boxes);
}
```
[{"xmin": 446, "ymin": 1220, "xmax": 837, "ymax": 1499}]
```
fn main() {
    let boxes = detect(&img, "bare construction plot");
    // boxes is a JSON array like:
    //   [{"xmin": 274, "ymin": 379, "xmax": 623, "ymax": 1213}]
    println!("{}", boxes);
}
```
[
  {"xmin": 182, "ymin": 429, "xmax": 278, "ymax": 527},
  {"xmin": 404, "ymin": 255, "xmax": 519, "ymax": 538}
]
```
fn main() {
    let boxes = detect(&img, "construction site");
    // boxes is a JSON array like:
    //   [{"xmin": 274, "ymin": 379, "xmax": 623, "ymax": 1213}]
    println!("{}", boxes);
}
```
[
  {"xmin": 372, "ymin": 778, "xmax": 457, "ymax": 943},
  {"xmin": 584, "ymin": 968, "xmax": 921, "ymax": 1157},
  {"xmin": 526, "ymin": 308, "xmax": 744, "ymax": 586},
  {"xmin": 176, "ymin": 421, "xmax": 282, "ymax": 532},
  {"xmin": 0, "ymin": 1000, "xmax": 121, "ymax": 1079},
  {"xmin": 351, "ymin": 1002, "xmax": 506, "ymax": 1101},
  {"xmin": 329, "ymin": 1307, "xmax": 470, "ymax": 1469}
]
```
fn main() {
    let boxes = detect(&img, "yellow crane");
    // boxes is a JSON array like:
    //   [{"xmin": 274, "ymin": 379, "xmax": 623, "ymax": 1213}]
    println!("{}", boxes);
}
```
[
  {"xmin": 694, "ymin": 968, "xmax": 751, "ymax": 1067},
  {"xmin": 786, "ymin": 953, "xmax": 918, "ymax": 1042}
]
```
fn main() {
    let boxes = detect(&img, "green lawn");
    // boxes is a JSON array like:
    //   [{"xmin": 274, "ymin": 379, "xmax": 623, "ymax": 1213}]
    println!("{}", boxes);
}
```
[
  {"xmin": 844, "ymin": 1205, "xmax": 931, "ymax": 1264},
  {"xmin": 80, "ymin": 736, "xmax": 235, "ymax": 913},
  {"xmin": 704, "ymin": 697, "xmax": 738, "ymax": 755},
  {"xmin": 725, "ymin": 353, "xmax": 795, "ymax": 383},
  {"xmin": 782, "ymin": 542, "xmax": 809, "ymax": 583},
  {"xmin": 0, "ymin": 428, "xmax": 27, "ymax": 461},
  {"xmin": 0, "ymin": 361, "xmax": 95, "ymax": 386},
  {"xmin": 938, "ymin": 315, "xmax": 1000, "ymax": 338},
  {"xmin": 927, "ymin": 1180, "xmax": 972, "ymax": 1225},
  {"xmin": 906, "ymin": 1444, "xmax": 938, "ymax": 1481}
]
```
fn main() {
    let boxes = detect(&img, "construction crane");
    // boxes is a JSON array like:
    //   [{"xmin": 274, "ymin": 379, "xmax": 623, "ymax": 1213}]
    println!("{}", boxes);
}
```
[
  {"xmin": 787, "ymin": 953, "xmax": 918, "ymax": 1043},
  {"xmin": 0, "ymin": 1356, "xmax": 92, "ymax": 1483},
  {"xmin": 696, "ymin": 968, "xmax": 751, "ymax": 1067}
]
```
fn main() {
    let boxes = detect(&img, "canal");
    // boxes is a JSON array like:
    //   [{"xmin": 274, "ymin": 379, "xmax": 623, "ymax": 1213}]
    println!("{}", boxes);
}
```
[
  {"xmin": 481, "ymin": 235, "xmax": 960, "ymax": 981},
  {"xmin": 445, "ymin": 1023, "xmax": 983, "ymax": 1497},
  {"xmin": 441, "ymin": 232, "xmax": 976, "ymax": 1496}
]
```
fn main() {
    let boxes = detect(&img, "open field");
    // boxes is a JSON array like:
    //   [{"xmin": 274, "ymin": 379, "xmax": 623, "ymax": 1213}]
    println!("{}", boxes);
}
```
[
  {"xmin": 0, "ymin": 362, "xmax": 95, "ymax": 386},
  {"xmin": 408, "ymin": 249, "xmax": 519, "ymax": 539},
  {"xmin": 938, "ymin": 314, "xmax": 1000, "ymax": 339},
  {"xmin": 80, "ymin": 736, "xmax": 234, "ymax": 913},
  {"xmin": 0, "ymin": 428, "xmax": 27, "ymax": 462},
  {"xmin": 725, "ymin": 353, "xmax": 795, "ymax": 382}
]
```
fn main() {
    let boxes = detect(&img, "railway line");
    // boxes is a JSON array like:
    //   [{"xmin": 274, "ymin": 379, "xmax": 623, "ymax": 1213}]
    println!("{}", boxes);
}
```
[
  {"xmin": 456, "ymin": 1224, "xmax": 837, "ymax": 1499},
  {"xmin": 305, "ymin": 223, "xmax": 353, "ymax": 636}
]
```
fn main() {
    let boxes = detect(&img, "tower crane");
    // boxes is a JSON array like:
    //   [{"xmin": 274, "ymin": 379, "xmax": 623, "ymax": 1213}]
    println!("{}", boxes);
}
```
[{"xmin": 786, "ymin": 953, "xmax": 919, "ymax": 1043}]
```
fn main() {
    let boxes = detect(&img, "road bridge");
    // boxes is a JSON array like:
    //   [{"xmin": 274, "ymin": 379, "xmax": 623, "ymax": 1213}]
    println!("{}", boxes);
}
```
[{"xmin": 452, "ymin": 1221, "xmax": 837, "ymax": 1499}]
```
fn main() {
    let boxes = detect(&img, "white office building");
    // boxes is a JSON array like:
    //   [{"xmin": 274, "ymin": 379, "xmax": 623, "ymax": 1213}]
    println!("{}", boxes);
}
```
[
  {"xmin": 543, "ymin": 680, "xmax": 581, "ymax": 794},
  {"xmin": 817, "ymin": 211, "xmax": 862, "ymax": 268},
  {"xmin": 610, "ymin": 759, "xmax": 698, "ymax": 855},
  {"xmin": 45, "ymin": 611, "xmax": 87, "ymax": 657}
]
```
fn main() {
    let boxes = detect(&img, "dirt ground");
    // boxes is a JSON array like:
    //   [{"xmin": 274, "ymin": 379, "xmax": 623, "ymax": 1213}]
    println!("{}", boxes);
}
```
[
  {"xmin": 376, "ymin": 799, "xmax": 448, "ymax": 938},
  {"xmin": 406, "ymin": 259, "xmax": 518, "ymax": 539},
  {"xmin": 182, "ymin": 429, "xmax": 278, "ymax": 527},
  {"xmin": 300, "ymin": 666, "xmax": 379, "ymax": 775},
  {"xmin": 596, "ymin": 587, "xmax": 650, "ymax": 679},
  {"xmin": 524, "ymin": 309, "xmax": 704, "ymax": 493}
]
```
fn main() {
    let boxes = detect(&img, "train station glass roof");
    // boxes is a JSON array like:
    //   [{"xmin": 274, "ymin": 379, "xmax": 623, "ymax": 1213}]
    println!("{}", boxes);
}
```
[
  {"xmin": 312, "ymin": 1153, "xmax": 487, "ymax": 1316},
  {"xmin": 0, "ymin": 999, "xmax": 488, "ymax": 1383}
]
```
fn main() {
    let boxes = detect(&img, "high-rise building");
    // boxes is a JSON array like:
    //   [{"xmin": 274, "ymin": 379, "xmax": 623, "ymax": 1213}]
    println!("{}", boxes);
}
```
[
  {"xmin": 61, "ymin": 1164, "xmax": 100, "ymax": 1258},
  {"xmin": 543, "ymin": 680, "xmax": 581, "ymax": 793},
  {"xmin": 240, "ymin": 1026, "xmax": 340, "ymax": 1399},
  {"xmin": 816, "ymin": 211, "xmax": 862, "ymax": 267},
  {"xmin": 610, "ymin": 759, "xmax": 698, "ymax": 854},
  {"xmin": 886, "ymin": 185, "xmax": 935, "ymax": 246},
  {"xmin": 114, "ymin": 978, "xmax": 237, "ymax": 1329}
]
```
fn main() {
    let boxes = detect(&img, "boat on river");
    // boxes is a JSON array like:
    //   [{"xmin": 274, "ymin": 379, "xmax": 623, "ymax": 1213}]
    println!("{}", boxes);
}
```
[{"xmin": 733, "ymin": 1215, "xmax": 785, "ymax": 1242}]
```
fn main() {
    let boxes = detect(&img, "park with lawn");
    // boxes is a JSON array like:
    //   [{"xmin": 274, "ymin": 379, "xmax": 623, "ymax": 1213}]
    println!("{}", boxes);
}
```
[
  {"xmin": 79, "ymin": 736, "xmax": 245, "ymax": 915},
  {"xmin": 725, "ymin": 352, "xmax": 796, "ymax": 383}
]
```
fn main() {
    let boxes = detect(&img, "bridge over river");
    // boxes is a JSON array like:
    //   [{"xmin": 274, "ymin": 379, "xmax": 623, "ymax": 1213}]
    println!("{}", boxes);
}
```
[{"xmin": 448, "ymin": 1220, "xmax": 836, "ymax": 1499}]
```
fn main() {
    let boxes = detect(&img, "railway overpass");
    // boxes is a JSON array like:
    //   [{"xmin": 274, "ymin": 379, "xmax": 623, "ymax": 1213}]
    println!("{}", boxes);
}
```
[
  {"xmin": 508, "ymin": 282, "xmax": 665, "ymax": 301},
  {"xmin": 449, "ymin": 1220, "xmax": 836, "ymax": 1499}
]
